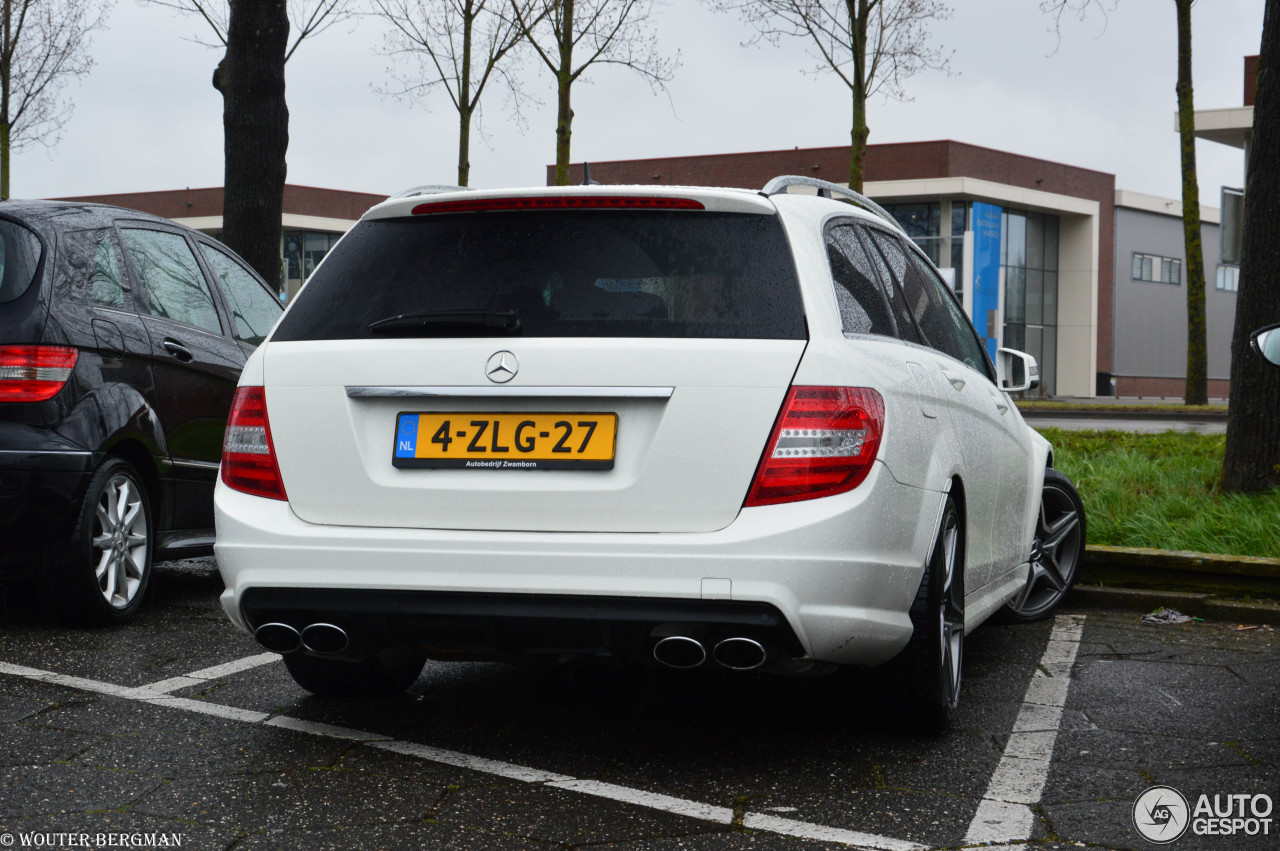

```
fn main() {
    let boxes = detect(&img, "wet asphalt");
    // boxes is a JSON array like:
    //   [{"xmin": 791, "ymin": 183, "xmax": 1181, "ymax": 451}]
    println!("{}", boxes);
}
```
[{"xmin": 0, "ymin": 558, "xmax": 1276, "ymax": 851}]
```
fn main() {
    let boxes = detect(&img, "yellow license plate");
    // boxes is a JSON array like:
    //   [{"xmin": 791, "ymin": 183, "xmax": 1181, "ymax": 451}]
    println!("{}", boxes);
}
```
[{"xmin": 393, "ymin": 412, "xmax": 618, "ymax": 470}]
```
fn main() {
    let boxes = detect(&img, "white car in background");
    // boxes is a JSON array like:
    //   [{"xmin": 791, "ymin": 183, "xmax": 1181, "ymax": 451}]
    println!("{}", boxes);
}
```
[{"xmin": 213, "ymin": 176, "xmax": 1085, "ymax": 731}]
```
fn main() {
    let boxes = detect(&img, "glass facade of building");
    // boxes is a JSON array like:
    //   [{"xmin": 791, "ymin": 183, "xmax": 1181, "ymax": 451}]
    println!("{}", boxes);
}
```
[
  {"xmin": 283, "ymin": 229, "xmax": 344, "ymax": 297},
  {"xmin": 1001, "ymin": 210, "xmax": 1060, "ymax": 398}
]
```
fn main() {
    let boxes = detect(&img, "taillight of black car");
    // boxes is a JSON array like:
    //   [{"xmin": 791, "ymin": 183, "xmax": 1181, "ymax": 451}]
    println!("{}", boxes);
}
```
[{"xmin": 0, "ymin": 346, "xmax": 78, "ymax": 403}]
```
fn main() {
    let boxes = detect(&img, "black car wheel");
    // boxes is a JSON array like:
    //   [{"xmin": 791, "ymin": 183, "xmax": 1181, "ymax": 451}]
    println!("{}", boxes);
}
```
[
  {"xmin": 1004, "ymin": 468, "xmax": 1086, "ymax": 622},
  {"xmin": 55, "ymin": 457, "xmax": 154, "ymax": 625},
  {"xmin": 283, "ymin": 650, "xmax": 426, "ymax": 698}
]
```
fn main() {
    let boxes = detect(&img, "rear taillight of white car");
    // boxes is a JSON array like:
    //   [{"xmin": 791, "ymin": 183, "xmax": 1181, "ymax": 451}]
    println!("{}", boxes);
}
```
[
  {"xmin": 0, "ymin": 345, "xmax": 78, "ymax": 402},
  {"xmin": 221, "ymin": 386, "xmax": 288, "ymax": 501},
  {"xmin": 744, "ymin": 386, "xmax": 885, "ymax": 507}
]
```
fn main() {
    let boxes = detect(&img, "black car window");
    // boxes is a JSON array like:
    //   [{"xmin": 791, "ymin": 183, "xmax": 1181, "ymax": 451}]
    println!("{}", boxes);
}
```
[
  {"xmin": 200, "ymin": 243, "xmax": 282, "ymax": 346},
  {"xmin": 89, "ymin": 235, "xmax": 128, "ymax": 308},
  {"xmin": 272, "ymin": 211, "xmax": 807, "ymax": 341},
  {"xmin": 121, "ymin": 228, "xmax": 223, "ymax": 335},
  {"xmin": 866, "ymin": 230, "xmax": 961, "ymax": 358},
  {"xmin": 0, "ymin": 219, "xmax": 44, "ymax": 304},
  {"xmin": 825, "ymin": 222, "xmax": 895, "ymax": 337}
]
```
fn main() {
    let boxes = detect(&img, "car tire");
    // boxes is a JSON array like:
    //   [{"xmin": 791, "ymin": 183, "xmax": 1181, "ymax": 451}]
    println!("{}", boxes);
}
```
[
  {"xmin": 1003, "ymin": 468, "xmax": 1086, "ymax": 623},
  {"xmin": 899, "ymin": 495, "xmax": 964, "ymax": 734},
  {"xmin": 52, "ymin": 457, "xmax": 154, "ymax": 626},
  {"xmin": 283, "ymin": 650, "xmax": 426, "ymax": 698}
]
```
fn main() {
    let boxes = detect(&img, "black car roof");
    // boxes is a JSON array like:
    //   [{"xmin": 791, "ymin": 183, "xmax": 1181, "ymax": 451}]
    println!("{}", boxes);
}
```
[{"xmin": 0, "ymin": 199, "xmax": 185, "ymax": 233}]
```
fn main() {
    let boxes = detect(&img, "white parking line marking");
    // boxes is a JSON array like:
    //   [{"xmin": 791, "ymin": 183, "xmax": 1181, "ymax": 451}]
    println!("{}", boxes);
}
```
[
  {"xmin": 965, "ymin": 613, "xmax": 1085, "ymax": 845},
  {"xmin": 142, "ymin": 652, "xmax": 282, "ymax": 694},
  {"xmin": 0, "ymin": 660, "xmax": 924, "ymax": 849}
]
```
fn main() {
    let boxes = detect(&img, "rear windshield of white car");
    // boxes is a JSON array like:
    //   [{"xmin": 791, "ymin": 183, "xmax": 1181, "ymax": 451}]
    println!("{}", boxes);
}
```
[{"xmin": 272, "ymin": 210, "xmax": 807, "ymax": 341}]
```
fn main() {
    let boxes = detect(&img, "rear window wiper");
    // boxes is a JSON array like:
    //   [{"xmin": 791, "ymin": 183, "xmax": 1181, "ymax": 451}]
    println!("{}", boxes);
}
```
[{"xmin": 368, "ymin": 308, "xmax": 522, "ymax": 336}]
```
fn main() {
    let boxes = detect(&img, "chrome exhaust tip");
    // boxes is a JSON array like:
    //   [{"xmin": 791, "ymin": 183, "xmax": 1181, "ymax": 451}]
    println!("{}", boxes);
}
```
[
  {"xmin": 652, "ymin": 636, "xmax": 707, "ymax": 669},
  {"xmin": 301, "ymin": 623, "xmax": 350, "ymax": 654},
  {"xmin": 254, "ymin": 622, "xmax": 302, "ymax": 654},
  {"xmin": 713, "ymin": 637, "xmax": 767, "ymax": 671}
]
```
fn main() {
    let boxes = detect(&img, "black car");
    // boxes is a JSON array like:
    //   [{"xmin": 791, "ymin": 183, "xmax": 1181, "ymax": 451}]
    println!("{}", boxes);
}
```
[{"xmin": 0, "ymin": 201, "xmax": 283, "ymax": 623}]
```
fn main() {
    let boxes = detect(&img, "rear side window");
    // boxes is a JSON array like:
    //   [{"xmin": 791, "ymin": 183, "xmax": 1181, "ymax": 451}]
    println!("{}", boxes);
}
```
[
  {"xmin": 121, "ymin": 228, "xmax": 223, "ymax": 335},
  {"xmin": 825, "ymin": 223, "xmax": 894, "ymax": 337},
  {"xmin": 272, "ymin": 211, "xmax": 807, "ymax": 341},
  {"xmin": 0, "ymin": 220, "xmax": 44, "ymax": 304},
  {"xmin": 200, "ymin": 243, "xmax": 282, "ymax": 345},
  {"xmin": 58, "ymin": 228, "xmax": 129, "ymax": 308}
]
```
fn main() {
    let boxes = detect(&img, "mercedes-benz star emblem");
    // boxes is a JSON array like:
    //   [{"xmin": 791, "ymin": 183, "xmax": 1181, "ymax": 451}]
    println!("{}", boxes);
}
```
[{"xmin": 485, "ymin": 350, "xmax": 519, "ymax": 383}]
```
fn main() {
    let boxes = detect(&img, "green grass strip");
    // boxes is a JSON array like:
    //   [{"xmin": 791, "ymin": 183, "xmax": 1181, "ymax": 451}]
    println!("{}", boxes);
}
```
[{"xmin": 1037, "ymin": 428, "xmax": 1280, "ymax": 559}]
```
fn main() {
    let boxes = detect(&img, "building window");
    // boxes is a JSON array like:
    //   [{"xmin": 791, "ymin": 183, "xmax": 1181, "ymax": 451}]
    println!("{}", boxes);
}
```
[
  {"xmin": 881, "ymin": 202, "xmax": 942, "ymax": 266},
  {"xmin": 1132, "ymin": 252, "xmax": 1181, "ymax": 284},
  {"xmin": 1216, "ymin": 265, "xmax": 1240, "ymax": 292}
]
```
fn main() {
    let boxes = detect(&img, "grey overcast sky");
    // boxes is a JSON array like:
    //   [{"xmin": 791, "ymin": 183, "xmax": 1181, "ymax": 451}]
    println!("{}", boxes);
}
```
[{"xmin": 12, "ymin": 0, "xmax": 1264, "ymax": 205}]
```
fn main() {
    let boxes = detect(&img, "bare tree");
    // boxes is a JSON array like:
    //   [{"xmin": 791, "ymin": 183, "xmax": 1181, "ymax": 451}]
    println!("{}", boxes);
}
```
[
  {"xmin": 143, "ymin": 0, "xmax": 352, "ymax": 62},
  {"xmin": 715, "ymin": 0, "xmax": 952, "ymax": 193},
  {"xmin": 371, "ymin": 0, "xmax": 531, "ymax": 186},
  {"xmin": 1222, "ymin": 0, "xmax": 1280, "ymax": 492},
  {"xmin": 143, "ymin": 0, "xmax": 354, "ymax": 290},
  {"xmin": 510, "ymin": 0, "xmax": 677, "ymax": 186},
  {"xmin": 1044, "ymin": 0, "xmax": 1208, "ymax": 405},
  {"xmin": 0, "ymin": 0, "xmax": 111, "ymax": 200}
]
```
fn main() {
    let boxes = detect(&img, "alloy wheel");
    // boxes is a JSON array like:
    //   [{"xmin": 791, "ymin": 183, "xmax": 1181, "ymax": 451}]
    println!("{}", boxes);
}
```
[
  {"xmin": 937, "ymin": 509, "xmax": 963, "ymax": 708},
  {"xmin": 91, "ymin": 472, "xmax": 150, "ymax": 609},
  {"xmin": 1008, "ymin": 473, "xmax": 1084, "ymax": 620}
]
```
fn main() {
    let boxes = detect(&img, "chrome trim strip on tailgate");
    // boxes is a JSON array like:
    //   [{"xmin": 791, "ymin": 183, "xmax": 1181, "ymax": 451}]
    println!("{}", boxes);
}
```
[{"xmin": 346, "ymin": 386, "xmax": 675, "ymax": 399}]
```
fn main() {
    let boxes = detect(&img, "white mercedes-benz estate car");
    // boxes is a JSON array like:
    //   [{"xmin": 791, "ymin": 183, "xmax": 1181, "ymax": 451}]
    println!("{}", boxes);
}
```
[{"xmin": 214, "ymin": 176, "xmax": 1085, "ymax": 730}]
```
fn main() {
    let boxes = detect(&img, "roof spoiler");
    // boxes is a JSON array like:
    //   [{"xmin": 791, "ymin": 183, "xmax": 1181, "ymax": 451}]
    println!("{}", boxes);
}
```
[{"xmin": 762, "ymin": 176, "xmax": 898, "ymax": 228}]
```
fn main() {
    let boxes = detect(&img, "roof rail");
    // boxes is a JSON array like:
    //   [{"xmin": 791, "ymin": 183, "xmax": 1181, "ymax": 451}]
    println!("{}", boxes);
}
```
[
  {"xmin": 761, "ymin": 175, "xmax": 898, "ymax": 228},
  {"xmin": 390, "ymin": 185, "xmax": 470, "ymax": 200}
]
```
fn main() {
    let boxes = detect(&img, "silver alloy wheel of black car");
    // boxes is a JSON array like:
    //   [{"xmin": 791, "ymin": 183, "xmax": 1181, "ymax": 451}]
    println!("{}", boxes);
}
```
[
  {"xmin": 1005, "ymin": 468, "xmax": 1086, "ymax": 622},
  {"xmin": 92, "ymin": 471, "xmax": 150, "ymax": 609}
]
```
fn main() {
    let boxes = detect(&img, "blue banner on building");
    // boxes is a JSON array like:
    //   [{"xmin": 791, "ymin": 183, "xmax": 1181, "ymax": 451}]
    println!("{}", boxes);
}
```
[{"xmin": 971, "ymin": 202, "xmax": 1003, "ymax": 361}]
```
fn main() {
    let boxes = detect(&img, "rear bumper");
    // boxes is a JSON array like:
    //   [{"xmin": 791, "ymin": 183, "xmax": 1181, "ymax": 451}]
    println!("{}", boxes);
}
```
[
  {"xmin": 0, "ymin": 449, "xmax": 93, "ymax": 573},
  {"xmin": 215, "ymin": 461, "xmax": 944, "ymax": 667}
]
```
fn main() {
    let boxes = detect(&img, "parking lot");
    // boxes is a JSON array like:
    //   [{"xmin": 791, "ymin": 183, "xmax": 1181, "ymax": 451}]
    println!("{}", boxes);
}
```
[{"xmin": 1, "ymin": 560, "xmax": 1276, "ymax": 851}]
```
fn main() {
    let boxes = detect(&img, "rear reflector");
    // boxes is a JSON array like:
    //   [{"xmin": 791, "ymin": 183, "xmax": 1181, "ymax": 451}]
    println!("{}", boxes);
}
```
[
  {"xmin": 744, "ymin": 386, "xmax": 885, "ymax": 507},
  {"xmin": 0, "ymin": 346, "xmax": 78, "ymax": 402},
  {"xmin": 221, "ymin": 386, "xmax": 288, "ymax": 501},
  {"xmin": 412, "ymin": 196, "xmax": 706, "ymax": 215}
]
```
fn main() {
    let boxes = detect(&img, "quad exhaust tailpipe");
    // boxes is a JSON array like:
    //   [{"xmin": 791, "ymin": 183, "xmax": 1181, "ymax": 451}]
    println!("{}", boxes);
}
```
[
  {"xmin": 652, "ymin": 636, "xmax": 706, "ymax": 669},
  {"xmin": 254, "ymin": 622, "xmax": 350, "ymax": 655},
  {"xmin": 652, "ymin": 636, "xmax": 769, "ymax": 670},
  {"xmin": 713, "ymin": 637, "xmax": 768, "ymax": 670}
]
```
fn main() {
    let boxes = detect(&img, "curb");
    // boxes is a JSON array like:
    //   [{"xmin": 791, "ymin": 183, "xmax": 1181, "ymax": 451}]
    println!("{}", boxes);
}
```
[
  {"xmin": 1068, "ymin": 545, "xmax": 1280, "ymax": 625},
  {"xmin": 1018, "ymin": 408, "xmax": 1228, "ymax": 422}
]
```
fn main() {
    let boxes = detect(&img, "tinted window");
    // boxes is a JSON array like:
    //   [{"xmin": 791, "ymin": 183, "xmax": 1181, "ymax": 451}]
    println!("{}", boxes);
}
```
[
  {"xmin": 89, "ymin": 235, "xmax": 128, "ymax": 308},
  {"xmin": 273, "ymin": 211, "xmax": 807, "ymax": 341},
  {"xmin": 867, "ymin": 230, "xmax": 965, "ymax": 357},
  {"xmin": 907, "ymin": 250, "xmax": 993, "ymax": 378},
  {"xmin": 859, "ymin": 229, "xmax": 922, "ymax": 345},
  {"xmin": 825, "ymin": 224, "xmax": 894, "ymax": 337},
  {"xmin": 0, "ymin": 219, "xmax": 44, "ymax": 304},
  {"xmin": 201, "ymin": 243, "xmax": 282, "ymax": 345},
  {"xmin": 121, "ymin": 228, "xmax": 223, "ymax": 335}
]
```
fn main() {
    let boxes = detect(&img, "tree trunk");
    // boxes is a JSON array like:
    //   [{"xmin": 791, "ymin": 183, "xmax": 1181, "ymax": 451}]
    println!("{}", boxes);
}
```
[
  {"xmin": 458, "ymin": 2, "xmax": 473, "ymax": 187},
  {"xmin": 1175, "ymin": 0, "xmax": 1208, "ymax": 405},
  {"xmin": 1, "ymin": 0, "xmax": 10, "ymax": 202},
  {"xmin": 847, "ymin": 0, "xmax": 869, "ymax": 192},
  {"xmin": 1, "ymin": 121, "xmax": 9, "ymax": 202},
  {"xmin": 1222, "ymin": 0, "xmax": 1280, "ymax": 492},
  {"xmin": 215, "ymin": 0, "xmax": 289, "ymax": 292},
  {"xmin": 553, "ymin": 0, "xmax": 574, "ymax": 186}
]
